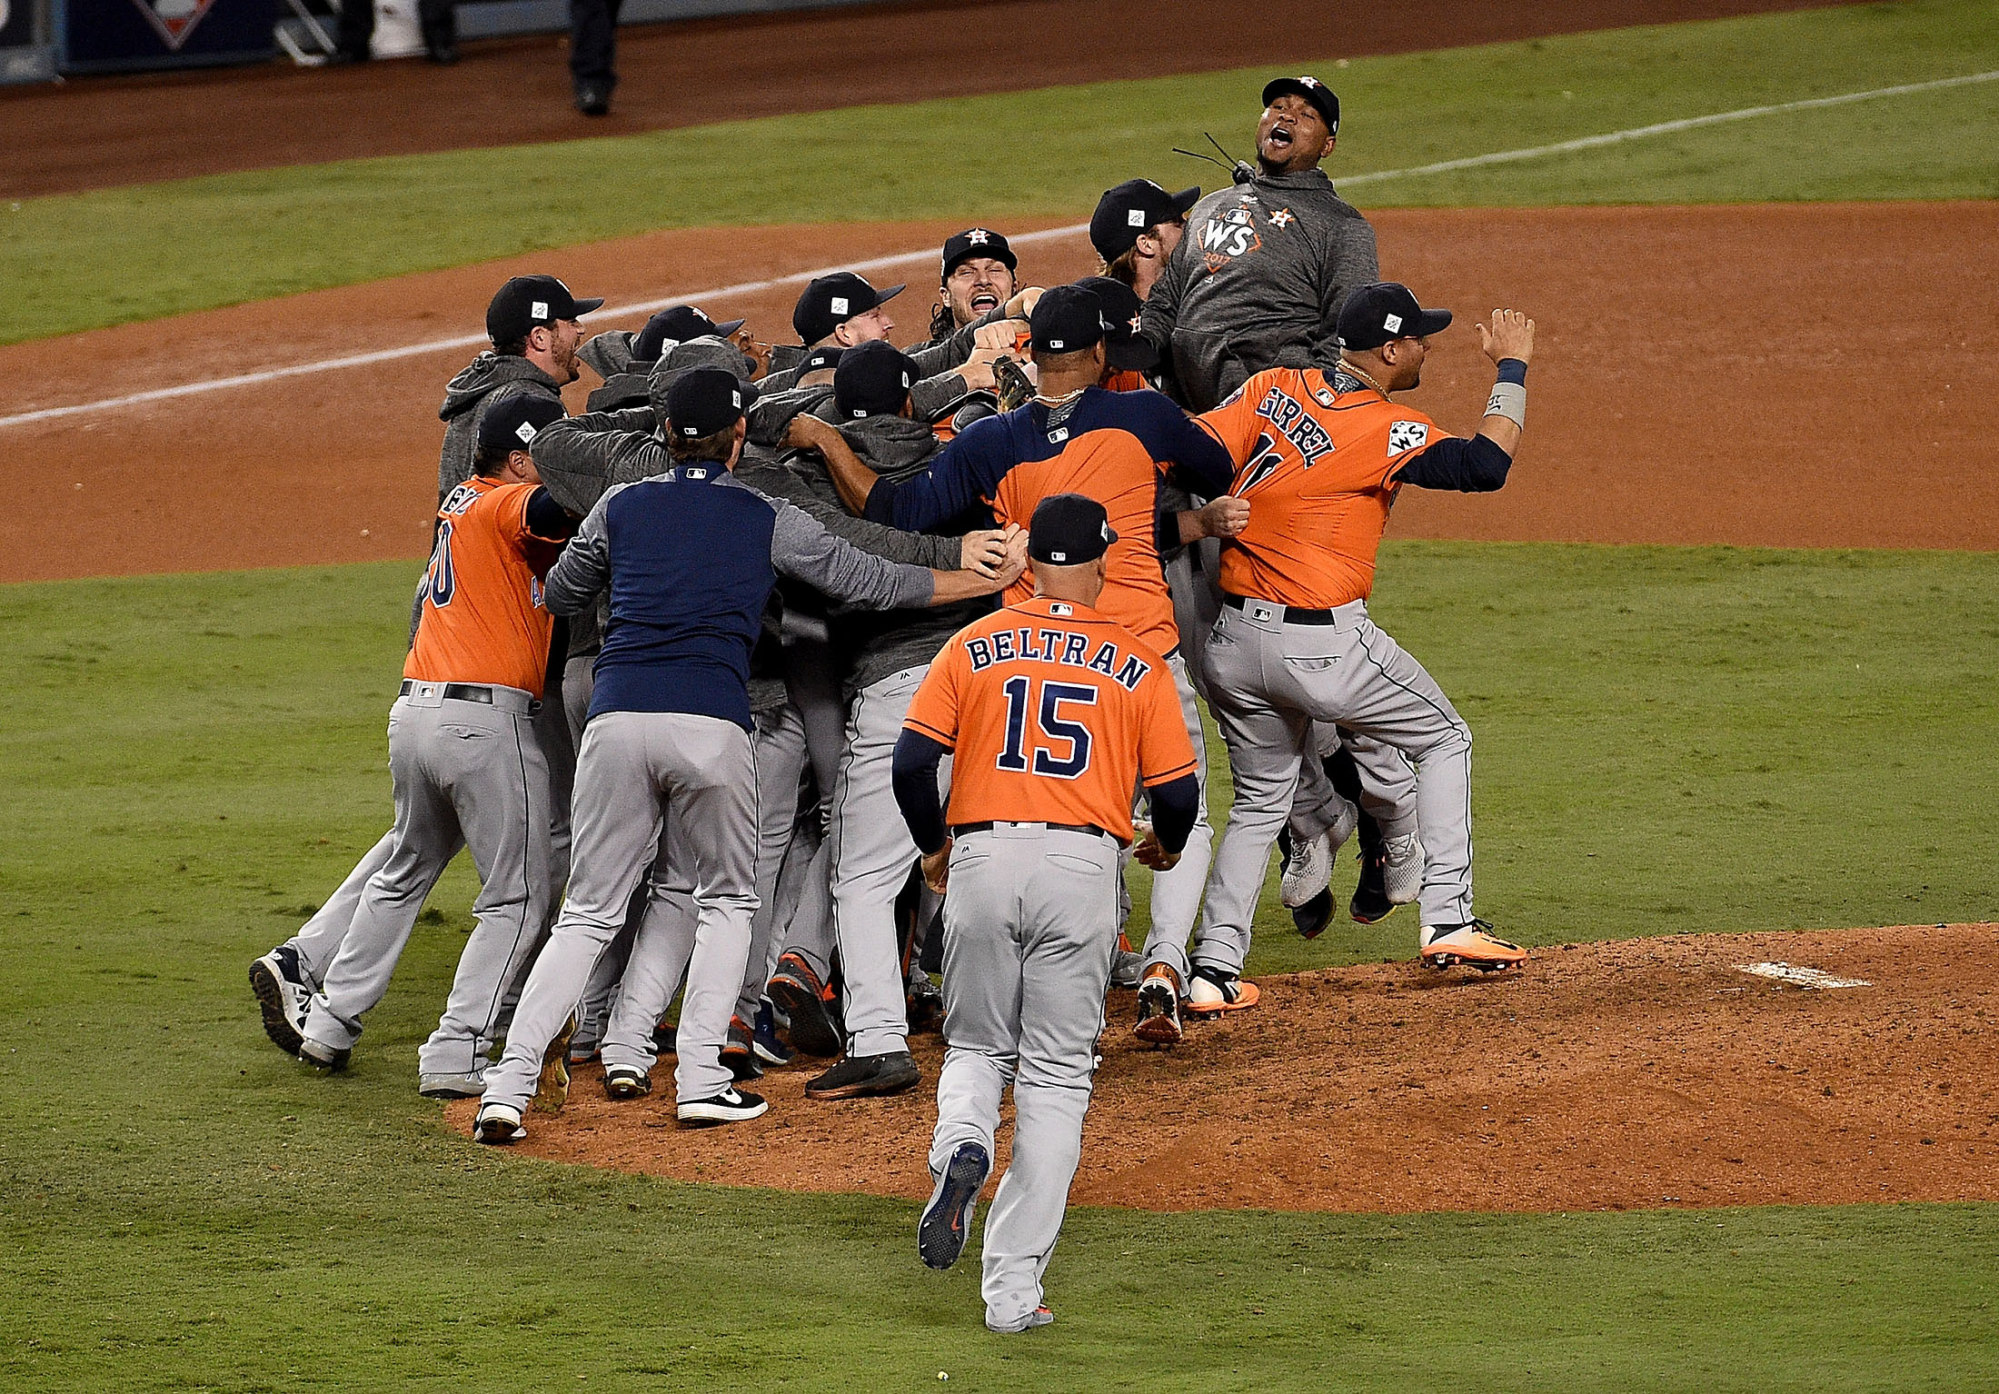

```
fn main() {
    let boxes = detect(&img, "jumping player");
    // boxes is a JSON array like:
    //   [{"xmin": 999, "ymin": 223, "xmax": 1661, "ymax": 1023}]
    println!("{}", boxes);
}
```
[
  {"xmin": 1139, "ymin": 285, "xmax": 1536, "ymax": 1044},
  {"xmin": 892, "ymin": 494, "xmax": 1200, "ymax": 1333}
]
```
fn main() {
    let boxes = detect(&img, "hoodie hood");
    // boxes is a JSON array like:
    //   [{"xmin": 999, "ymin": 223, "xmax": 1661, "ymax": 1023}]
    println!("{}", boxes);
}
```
[
  {"xmin": 439, "ymin": 352, "xmax": 561, "ymax": 422},
  {"xmin": 645, "ymin": 336, "xmax": 758, "ymax": 419},
  {"xmin": 840, "ymin": 412, "xmax": 939, "ymax": 482},
  {"xmin": 579, "ymin": 330, "xmax": 641, "ymax": 382}
]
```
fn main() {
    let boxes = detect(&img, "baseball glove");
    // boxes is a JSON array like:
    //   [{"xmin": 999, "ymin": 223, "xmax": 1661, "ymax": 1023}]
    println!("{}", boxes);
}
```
[{"xmin": 992, "ymin": 355, "xmax": 1035, "ymax": 412}]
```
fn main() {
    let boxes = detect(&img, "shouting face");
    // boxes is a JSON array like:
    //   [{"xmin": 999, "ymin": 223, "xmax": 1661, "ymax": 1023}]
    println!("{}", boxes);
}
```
[
  {"xmin": 944, "ymin": 256, "xmax": 1017, "ymax": 328},
  {"xmin": 1256, "ymin": 94, "xmax": 1335, "ymax": 175}
]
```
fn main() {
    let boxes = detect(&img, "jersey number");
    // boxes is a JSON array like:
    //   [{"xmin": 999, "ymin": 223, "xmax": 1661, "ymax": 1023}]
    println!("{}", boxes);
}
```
[
  {"xmin": 996, "ymin": 676, "xmax": 1096, "ymax": 781},
  {"xmin": 424, "ymin": 521, "xmax": 457, "ymax": 608},
  {"xmin": 1237, "ymin": 432, "xmax": 1285, "ymax": 492}
]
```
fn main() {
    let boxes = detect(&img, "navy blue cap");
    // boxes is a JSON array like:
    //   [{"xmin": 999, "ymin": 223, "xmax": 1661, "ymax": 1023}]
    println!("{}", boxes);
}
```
[
  {"xmin": 1336, "ymin": 282, "xmax": 1452, "ymax": 351},
  {"xmin": 1029, "ymin": 284, "xmax": 1106, "ymax": 355},
  {"xmin": 635, "ymin": 305, "xmax": 746, "ymax": 364},
  {"xmin": 1089, "ymin": 179, "xmax": 1201, "ymax": 262},
  {"xmin": 942, "ymin": 228, "xmax": 1018, "ymax": 278},
  {"xmin": 793, "ymin": 273, "xmax": 904, "ymax": 345},
  {"xmin": 834, "ymin": 340, "xmax": 918, "ymax": 420},
  {"xmin": 1029, "ymin": 493, "xmax": 1117, "ymax": 565},
  {"xmin": 1262, "ymin": 75, "xmax": 1339, "ymax": 136},
  {"xmin": 478, "ymin": 394, "xmax": 566, "ymax": 454},
  {"xmin": 666, "ymin": 367, "xmax": 758, "ymax": 439},
  {"xmin": 487, "ymin": 275, "xmax": 603, "ymax": 346},
  {"xmin": 1075, "ymin": 275, "xmax": 1158, "ymax": 374}
]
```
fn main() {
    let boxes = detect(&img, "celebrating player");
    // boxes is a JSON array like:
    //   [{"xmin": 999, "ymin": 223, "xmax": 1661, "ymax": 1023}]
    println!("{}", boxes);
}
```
[
  {"xmin": 891, "ymin": 493, "xmax": 1200, "ymax": 1334},
  {"xmin": 1140, "ymin": 285, "xmax": 1537, "ymax": 1047}
]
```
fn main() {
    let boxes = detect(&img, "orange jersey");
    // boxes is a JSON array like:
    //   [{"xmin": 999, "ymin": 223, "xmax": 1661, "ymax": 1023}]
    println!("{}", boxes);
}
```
[
  {"xmin": 903, "ymin": 595, "xmax": 1197, "ymax": 840},
  {"xmin": 405, "ymin": 477, "xmax": 567, "ymax": 696},
  {"xmin": 1196, "ymin": 367, "xmax": 1454, "ymax": 609}
]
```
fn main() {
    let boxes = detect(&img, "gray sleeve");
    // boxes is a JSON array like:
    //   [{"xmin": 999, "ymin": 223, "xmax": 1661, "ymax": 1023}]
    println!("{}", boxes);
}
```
[
  {"xmin": 911, "ymin": 371, "xmax": 973, "ymax": 424},
  {"xmin": 533, "ymin": 413, "xmax": 668, "ymax": 514},
  {"xmin": 907, "ymin": 305, "xmax": 1008, "ymax": 378},
  {"xmin": 1310, "ymin": 213, "xmax": 1379, "ymax": 365},
  {"xmin": 544, "ymin": 490, "xmax": 618, "ymax": 616},
  {"xmin": 770, "ymin": 501, "xmax": 935, "ymax": 609},
  {"xmin": 746, "ymin": 383, "xmax": 834, "ymax": 448},
  {"xmin": 1140, "ymin": 242, "xmax": 1188, "ymax": 351}
]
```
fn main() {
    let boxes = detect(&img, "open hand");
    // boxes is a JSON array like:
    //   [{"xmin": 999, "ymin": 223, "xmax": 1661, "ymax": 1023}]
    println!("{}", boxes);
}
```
[
  {"xmin": 1477, "ymin": 309, "xmax": 1535, "ymax": 365},
  {"xmin": 960, "ymin": 528, "xmax": 1009, "ymax": 578}
]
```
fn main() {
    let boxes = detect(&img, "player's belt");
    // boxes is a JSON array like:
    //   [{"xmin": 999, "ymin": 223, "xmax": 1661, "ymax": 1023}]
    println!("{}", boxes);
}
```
[
  {"xmin": 399, "ymin": 679, "xmax": 541, "ymax": 713},
  {"xmin": 1221, "ymin": 593, "xmax": 1338, "ymax": 626},
  {"xmin": 952, "ymin": 820, "xmax": 1120, "ymax": 844}
]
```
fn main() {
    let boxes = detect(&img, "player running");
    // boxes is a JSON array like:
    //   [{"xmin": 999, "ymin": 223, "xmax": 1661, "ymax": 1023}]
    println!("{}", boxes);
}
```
[
  {"xmin": 1137, "ymin": 284, "xmax": 1537, "ymax": 1044},
  {"xmin": 891, "ymin": 494, "xmax": 1201, "ymax": 1334}
]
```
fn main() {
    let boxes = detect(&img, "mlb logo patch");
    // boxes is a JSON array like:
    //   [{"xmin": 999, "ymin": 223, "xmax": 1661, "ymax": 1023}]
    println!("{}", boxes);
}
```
[
  {"xmin": 1048, "ymin": 427, "xmax": 1070, "ymax": 444},
  {"xmin": 1387, "ymin": 420, "xmax": 1429, "ymax": 455},
  {"xmin": 1049, "ymin": 602, "xmax": 1073, "ymax": 616}
]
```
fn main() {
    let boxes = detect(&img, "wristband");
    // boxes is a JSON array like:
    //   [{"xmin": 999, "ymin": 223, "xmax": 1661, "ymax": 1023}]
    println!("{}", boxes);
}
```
[{"xmin": 1485, "ymin": 363, "xmax": 1527, "ymax": 429}]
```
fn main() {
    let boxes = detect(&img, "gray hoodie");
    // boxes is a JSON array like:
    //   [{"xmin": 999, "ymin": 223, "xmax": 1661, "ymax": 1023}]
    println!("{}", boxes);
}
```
[
  {"xmin": 436, "ymin": 353, "xmax": 565, "ymax": 503},
  {"xmin": 757, "ymin": 307, "xmax": 1012, "ymax": 423},
  {"xmin": 753, "ymin": 414, "xmax": 987, "ymax": 699},
  {"xmin": 1141, "ymin": 167, "xmax": 1378, "ymax": 412}
]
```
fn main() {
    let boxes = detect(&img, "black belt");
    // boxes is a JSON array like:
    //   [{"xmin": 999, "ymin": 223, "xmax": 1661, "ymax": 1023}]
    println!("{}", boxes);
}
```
[
  {"xmin": 1222, "ymin": 593, "xmax": 1338, "ymax": 625},
  {"xmin": 953, "ymin": 820, "xmax": 1118, "ymax": 843},
  {"xmin": 399, "ymin": 680, "xmax": 533, "ymax": 709}
]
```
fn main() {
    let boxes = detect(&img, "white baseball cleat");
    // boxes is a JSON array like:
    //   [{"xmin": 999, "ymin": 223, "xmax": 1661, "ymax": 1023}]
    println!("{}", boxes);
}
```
[
  {"xmin": 1279, "ymin": 831, "xmax": 1333, "ymax": 909},
  {"xmin": 1382, "ymin": 833, "xmax": 1424, "ymax": 906},
  {"xmin": 472, "ymin": 1101, "xmax": 526, "ymax": 1145}
]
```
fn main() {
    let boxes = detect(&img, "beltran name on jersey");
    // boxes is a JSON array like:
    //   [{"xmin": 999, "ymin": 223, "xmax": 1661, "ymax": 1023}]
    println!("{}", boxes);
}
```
[{"xmin": 963, "ymin": 624, "xmax": 1154, "ymax": 693}]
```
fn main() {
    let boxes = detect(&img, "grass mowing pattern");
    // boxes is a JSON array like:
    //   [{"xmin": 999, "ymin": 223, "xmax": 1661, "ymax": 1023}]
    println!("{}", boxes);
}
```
[
  {"xmin": 3, "ymin": 541, "xmax": 1997, "ymax": 1386},
  {"xmin": 5, "ymin": 0, "xmax": 1997, "ymax": 344}
]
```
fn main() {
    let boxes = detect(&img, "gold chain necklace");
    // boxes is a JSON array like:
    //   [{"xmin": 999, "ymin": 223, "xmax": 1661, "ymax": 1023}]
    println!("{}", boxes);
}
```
[{"xmin": 1336, "ymin": 359, "xmax": 1391, "ymax": 397}]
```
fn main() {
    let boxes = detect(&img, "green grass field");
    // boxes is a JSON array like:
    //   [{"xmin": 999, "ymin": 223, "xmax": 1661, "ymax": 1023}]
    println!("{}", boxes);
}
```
[
  {"xmin": 5, "ymin": 543, "xmax": 1997, "ymax": 1388},
  {"xmin": 5, "ymin": 0, "xmax": 1997, "ymax": 343}
]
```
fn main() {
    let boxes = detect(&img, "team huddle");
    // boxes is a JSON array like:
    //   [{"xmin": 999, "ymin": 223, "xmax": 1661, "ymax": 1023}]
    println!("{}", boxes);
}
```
[{"xmin": 245, "ymin": 75, "xmax": 1537, "ymax": 1334}]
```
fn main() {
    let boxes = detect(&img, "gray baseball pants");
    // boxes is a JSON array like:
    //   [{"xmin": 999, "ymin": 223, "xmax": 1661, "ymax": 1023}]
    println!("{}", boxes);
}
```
[
  {"xmin": 930, "ymin": 823, "xmax": 1121, "ymax": 1331},
  {"xmin": 300, "ymin": 685, "xmax": 552, "ymax": 1076},
  {"xmin": 286, "ymin": 830, "xmax": 394, "ymax": 987},
  {"xmin": 1195, "ymin": 599, "xmax": 1474, "ymax": 975},
  {"xmin": 596, "ymin": 840, "xmax": 698, "ymax": 1075},
  {"xmin": 482, "ymin": 710, "xmax": 759, "ymax": 1110},
  {"xmin": 558, "ymin": 652, "xmax": 633, "ymax": 1053},
  {"xmin": 829, "ymin": 666, "xmax": 949, "ymax": 1057}
]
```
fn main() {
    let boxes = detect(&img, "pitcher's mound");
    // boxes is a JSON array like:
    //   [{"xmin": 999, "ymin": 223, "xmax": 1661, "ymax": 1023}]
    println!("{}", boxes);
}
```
[{"xmin": 446, "ymin": 923, "xmax": 1998, "ymax": 1213}]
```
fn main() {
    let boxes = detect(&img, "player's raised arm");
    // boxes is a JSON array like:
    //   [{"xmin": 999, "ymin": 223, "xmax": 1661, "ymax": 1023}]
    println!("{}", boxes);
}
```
[{"xmin": 1380, "ymin": 296, "xmax": 1534, "ymax": 494}]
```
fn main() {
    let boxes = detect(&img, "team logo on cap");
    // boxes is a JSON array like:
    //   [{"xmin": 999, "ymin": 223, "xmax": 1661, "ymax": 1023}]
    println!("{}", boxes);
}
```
[
  {"xmin": 125, "ymin": 0, "xmax": 220, "ymax": 50},
  {"xmin": 730, "ymin": 389, "xmax": 741, "ymax": 407},
  {"xmin": 1127, "ymin": 209, "xmax": 1147, "ymax": 228},
  {"xmin": 1382, "ymin": 313, "xmax": 1403, "ymax": 333},
  {"xmin": 967, "ymin": 229, "xmax": 990, "ymax": 244},
  {"xmin": 514, "ymin": 421, "xmax": 538, "ymax": 444},
  {"xmin": 531, "ymin": 300, "xmax": 549, "ymax": 320},
  {"xmin": 830, "ymin": 296, "xmax": 849, "ymax": 315}
]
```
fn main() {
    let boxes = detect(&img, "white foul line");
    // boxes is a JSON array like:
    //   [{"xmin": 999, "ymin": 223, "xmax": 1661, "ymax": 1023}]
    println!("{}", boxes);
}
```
[{"xmin": 5, "ymin": 67, "xmax": 1993, "ymax": 432}]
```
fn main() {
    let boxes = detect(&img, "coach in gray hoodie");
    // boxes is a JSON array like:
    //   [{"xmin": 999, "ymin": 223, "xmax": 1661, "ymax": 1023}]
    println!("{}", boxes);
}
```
[{"xmin": 1141, "ymin": 76, "xmax": 1378, "ymax": 412}]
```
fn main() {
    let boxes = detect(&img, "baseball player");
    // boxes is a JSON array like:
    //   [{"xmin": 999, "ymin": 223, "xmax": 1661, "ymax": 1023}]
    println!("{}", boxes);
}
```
[
  {"xmin": 584, "ymin": 305, "xmax": 754, "ymax": 412},
  {"xmin": 472, "ymin": 369, "xmax": 1023, "ymax": 1141},
  {"xmin": 1091, "ymin": 179, "xmax": 1200, "ymax": 303},
  {"xmin": 250, "ymin": 395, "xmax": 577, "ymax": 1092},
  {"xmin": 1135, "ymin": 285, "xmax": 1536, "ymax": 1045},
  {"xmin": 1141, "ymin": 76, "xmax": 1378, "ymax": 412},
  {"xmin": 919, "ymin": 228, "xmax": 1020, "ymax": 349},
  {"xmin": 816, "ymin": 286, "xmax": 1238, "ymax": 1017},
  {"xmin": 893, "ymin": 493, "xmax": 1200, "ymax": 1333}
]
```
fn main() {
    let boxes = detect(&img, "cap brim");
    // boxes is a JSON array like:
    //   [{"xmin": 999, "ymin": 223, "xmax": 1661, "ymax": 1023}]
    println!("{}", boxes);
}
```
[
  {"xmin": 873, "ymin": 284, "xmax": 905, "ymax": 307},
  {"xmin": 713, "ymin": 318, "xmax": 746, "ymax": 337},
  {"xmin": 1106, "ymin": 336, "xmax": 1159, "ymax": 374},
  {"xmin": 1171, "ymin": 186, "xmax": 1202, "ymax": 217},
  {"xmin": 571, "ymin": 297, "xmax": 606, "ymax": 316},
  {"xmin": 1414, "ymin": 308, "xmax": 1453, "ymax": 338},
  {"xmin": 737, "ymin": 378, "xmax": 761, "ymax": 411}
]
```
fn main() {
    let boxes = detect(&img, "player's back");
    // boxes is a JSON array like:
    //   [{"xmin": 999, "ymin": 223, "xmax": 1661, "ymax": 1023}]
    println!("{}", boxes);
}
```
[
  {"xmin": 1198, "ymin": 367, "xmax": 1448, "ymax": 610},
  {"xmin": 406, "ymin": 477, "xmax": 563, "ymax": 696},
  {"xmin": 904, "ymin": 595, "xmax": 1196, "ymax": 842},
  {"xmin": 591, "ymin": 465, "xmax": 779, "ymax": 726}
]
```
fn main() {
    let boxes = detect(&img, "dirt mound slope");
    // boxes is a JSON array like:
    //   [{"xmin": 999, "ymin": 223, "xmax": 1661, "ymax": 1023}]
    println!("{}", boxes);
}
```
[
  {"xmin": 447, "ymin": 923, "xmax": 1999, "ymax": 1214},
  {"xmin": 0, "ymin": 0, "xmax": 1865, "ymax": 197}
]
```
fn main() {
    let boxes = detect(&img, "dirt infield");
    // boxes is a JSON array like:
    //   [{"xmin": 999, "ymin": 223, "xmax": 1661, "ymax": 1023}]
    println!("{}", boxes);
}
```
[
  {"xmin": 0, "ymin": 0, "xmax": 1869, "ymax": 198},
  {"xmin": 6, "ymin": 199, "xmax": 1994, "ymax": 583},
  {"xmin": 443, "ymin": 923, "xmax": 1999, "ymax": 1213}
]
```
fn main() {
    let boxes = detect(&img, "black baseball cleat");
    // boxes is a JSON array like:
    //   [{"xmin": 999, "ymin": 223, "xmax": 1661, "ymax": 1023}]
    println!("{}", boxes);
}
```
[
  {"xmin": 677, "ymin": 1086, "xmax": 768, "ymax": 1127},
  {"xmin": 720, "ymin": 1016, "xmax": 765, "ymax": 1082},
  {"xmin": 1291, "ymin": 887, "xmax": 1335, "ymax": 940},
  {"xmin": 603, "ymin": 1065, "xmax": 651, "ymax": 1100},
  {"xmin": 918, "ymin": 1141, "xmax": 991, "ymax": 1270},
  {"xmin": 574, "ymin": 79, "xmax": 612, "ymax": 116},
  {"xmin": 1350, "ymin": 845, "xmax": 1393, "ymax": 924},
  {"xmin": 805, "ymin": 1050, "xmax": 919, "ymax": 1101},
  {"xmin": 768, "ymin": 952, "xmax": 844, "ymax": 1058}
]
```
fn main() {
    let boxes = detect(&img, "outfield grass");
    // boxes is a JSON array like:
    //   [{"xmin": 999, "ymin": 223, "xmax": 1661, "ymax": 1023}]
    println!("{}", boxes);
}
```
[
  {"xmin": 3, "ymin": 541, "xmax": 1997, "ymax": 1388},
  {"xmin": 5, "ymin": 0, "xmax": 1995, "ymax": 344}
]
